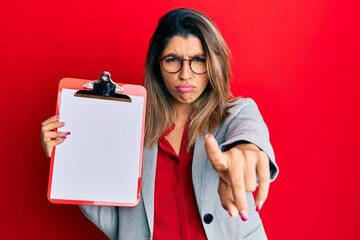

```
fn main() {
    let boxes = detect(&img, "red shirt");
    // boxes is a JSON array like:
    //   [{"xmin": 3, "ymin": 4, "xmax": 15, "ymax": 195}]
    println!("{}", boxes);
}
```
[{"xmin": 153, "ymin": 123, "xmax": 207, "ymax": 240}]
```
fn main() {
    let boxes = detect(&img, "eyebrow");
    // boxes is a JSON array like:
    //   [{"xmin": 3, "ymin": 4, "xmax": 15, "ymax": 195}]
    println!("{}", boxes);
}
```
[{"xmin": 162, "ymin": 53, "xmax": 207, "ymax": 58}]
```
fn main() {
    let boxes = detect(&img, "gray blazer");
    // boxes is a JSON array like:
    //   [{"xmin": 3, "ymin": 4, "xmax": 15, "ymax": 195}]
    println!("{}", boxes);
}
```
[{"xmin": 80, "ymin": 98, "xmax": 279, "ymax": 240}]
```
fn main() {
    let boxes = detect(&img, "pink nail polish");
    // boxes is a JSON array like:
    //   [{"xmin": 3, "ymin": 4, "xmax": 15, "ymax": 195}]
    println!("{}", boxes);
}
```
[
  {"xmin": 239, "ymin": 210, "xmax": 248, "ymax": 221},
  {"xmin": 57, "ymin": 138, "xmax": 66, "ymax": 143},
  {"xmin": 54, "ymin": 115, "xmax": 59, "ymax": 119},
  {"xmin": 205, "ymin": 133, "xmax": 213, "ymax": 138},
  {"xmin": 58, "ymin": 136, "xmax": 66, "ymax": 140},
  {"xmin": 256, "ymin": 201, "xmax": 264, "ymax": 212},
  {"xmin": 58, "ymin": 122, "xmax": 65, "ymax": 126},
  {"xmin": 61, "ymin": 132, "xmax": 71, "ymax": 136}
]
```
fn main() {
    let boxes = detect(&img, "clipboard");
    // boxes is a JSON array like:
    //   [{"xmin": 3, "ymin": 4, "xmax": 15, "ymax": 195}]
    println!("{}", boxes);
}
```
[{"xmin": 48, "ymin": 71, "xmax": 146, "ymax": 207}]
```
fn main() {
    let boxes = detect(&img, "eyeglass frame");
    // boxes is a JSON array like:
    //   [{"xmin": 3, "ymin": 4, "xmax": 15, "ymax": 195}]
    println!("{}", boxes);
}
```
[{"xmin": 159, "ymin": 54, "xmax": 207, "ymax": 75}]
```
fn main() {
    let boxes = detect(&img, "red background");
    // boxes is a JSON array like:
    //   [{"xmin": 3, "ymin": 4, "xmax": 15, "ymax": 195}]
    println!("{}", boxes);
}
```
[{"xmin": 1, "ymin": 0, "xmax": 359, "ymax": 239}]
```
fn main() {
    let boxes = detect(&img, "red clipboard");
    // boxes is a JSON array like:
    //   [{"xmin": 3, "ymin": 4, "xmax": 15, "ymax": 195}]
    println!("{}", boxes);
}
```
[{"xmin": 48, "ymin": 72, "xmax": 146, "ymax": 207}]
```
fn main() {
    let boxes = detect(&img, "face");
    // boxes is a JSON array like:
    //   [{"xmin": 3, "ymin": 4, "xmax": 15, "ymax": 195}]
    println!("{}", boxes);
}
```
[{"xmin": 160, "ymin": 35, "xmax": 209, "ymax": 107}]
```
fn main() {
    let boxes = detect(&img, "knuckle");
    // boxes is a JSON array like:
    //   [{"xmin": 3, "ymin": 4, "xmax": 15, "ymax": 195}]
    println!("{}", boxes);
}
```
[
  {"xmin": 241, "ymin": 149, "xmax": 253, "ymax": 159},
  {"xmin": 245, "ymin": 184, "xmax": 257, "ymax": 192},
  {"xmin": 43, "ymin": 132, "xmax": 51, "ymax": 140},
  {"xmin": 259, "ymin": 176, "xmax": 271, "ymax": 183},
  {"xmin": 41, "ymin": 125, "xmax": 46, "ymax": 132},
  {"xmin": 211, "ymin": 160, "xmax": 227, "ymax": 172},
  {"xmin": 231, "ymin": 179, "xmax": 244, "ymax": 189},
  {"xmin": 215, "ymin": 164, "xmax": 227, "ymax": 173},
  {"xmin": 258, "ymin": 151, "xmax": 269, "ymax": 161}
]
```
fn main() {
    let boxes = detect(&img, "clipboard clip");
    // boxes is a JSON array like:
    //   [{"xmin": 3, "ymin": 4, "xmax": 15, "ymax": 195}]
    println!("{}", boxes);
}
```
[{"xmin": 75, "ymin": 71, "xmax": 132, "ymax": 102}]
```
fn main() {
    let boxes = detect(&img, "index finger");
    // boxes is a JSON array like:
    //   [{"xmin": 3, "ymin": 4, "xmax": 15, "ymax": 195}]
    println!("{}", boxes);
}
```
[
  {"xmin": 41, "ymin": 115, "xmax": 60, "ymax": 127},
  {"xmin": 205, "ymin": 134, "xmax": 228, "ymax": 172}
]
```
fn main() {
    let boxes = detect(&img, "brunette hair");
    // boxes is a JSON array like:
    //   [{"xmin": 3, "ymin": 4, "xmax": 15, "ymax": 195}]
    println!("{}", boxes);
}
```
[{"xmin": 144, "ymin": 8, "xmax": 234, "ymax": 150}]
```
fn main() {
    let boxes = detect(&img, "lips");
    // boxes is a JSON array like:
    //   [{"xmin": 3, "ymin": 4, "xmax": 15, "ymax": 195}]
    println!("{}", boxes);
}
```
[{"xmin": 176, "ymin": 84, "xmax": 195, "ymax": 93}]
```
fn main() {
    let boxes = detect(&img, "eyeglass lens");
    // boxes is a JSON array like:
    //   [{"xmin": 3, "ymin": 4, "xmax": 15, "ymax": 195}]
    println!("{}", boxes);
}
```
[{"xmin": 161, "ymin": 56, "xmax": 207, "ymax": 74}]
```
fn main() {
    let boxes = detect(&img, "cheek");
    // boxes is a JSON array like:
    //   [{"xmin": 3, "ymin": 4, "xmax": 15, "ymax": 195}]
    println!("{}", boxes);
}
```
[
  {"xmin": 160, "ymin": 69, "xmax": 172, "ymax": 83},
  {"xmin": 161, "ymin": 72, "xmax": 176, "ymax": 91},
  {"xmin": 200, "ymin": 77, "xmax": 210, "ymax": 90}
]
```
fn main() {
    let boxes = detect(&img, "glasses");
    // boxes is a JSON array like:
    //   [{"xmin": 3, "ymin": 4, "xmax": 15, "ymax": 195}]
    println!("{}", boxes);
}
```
[{"xmin": 160, "ymin": 55, "xmax": 207, "ymax": 75}]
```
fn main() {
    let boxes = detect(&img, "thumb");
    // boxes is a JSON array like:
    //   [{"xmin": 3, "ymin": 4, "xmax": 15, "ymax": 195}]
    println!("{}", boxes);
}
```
[{"xmin": 205, "ymin": 134, "xmax": 228, "ymax": 172}]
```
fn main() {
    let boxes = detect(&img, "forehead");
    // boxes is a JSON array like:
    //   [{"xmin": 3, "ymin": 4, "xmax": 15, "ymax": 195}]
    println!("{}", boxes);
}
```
[{"xmin": 162, "ymin": 35, "xmax": 205, "ymax": 57}]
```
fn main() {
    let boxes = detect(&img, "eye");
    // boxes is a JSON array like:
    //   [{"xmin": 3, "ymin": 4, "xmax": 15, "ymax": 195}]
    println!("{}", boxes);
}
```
[
  {"xmin": 164, "ymin": 57, "xmax": 181, "ymax": 63},
  {"xmin": 191, "ymin": 57, "xmax": 206, "ymax": 62}
]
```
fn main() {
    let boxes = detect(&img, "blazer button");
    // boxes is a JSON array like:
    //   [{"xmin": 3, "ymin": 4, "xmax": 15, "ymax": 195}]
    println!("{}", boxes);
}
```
[{"xmin": 203, "ymin": 213, "xmax": 213, "ymax": 224}]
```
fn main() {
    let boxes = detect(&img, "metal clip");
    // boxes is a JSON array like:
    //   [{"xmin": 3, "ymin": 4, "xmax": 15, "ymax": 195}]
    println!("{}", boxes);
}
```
[{"xmin": 84, "ymin": 71, "xmax": 124, "ymax": 92}]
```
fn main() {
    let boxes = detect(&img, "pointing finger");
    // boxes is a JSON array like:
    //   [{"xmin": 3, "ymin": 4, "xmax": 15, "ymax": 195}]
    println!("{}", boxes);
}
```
[{"xmin": 205, "ymin": 134, "xmax": 228, "ymax": 172}]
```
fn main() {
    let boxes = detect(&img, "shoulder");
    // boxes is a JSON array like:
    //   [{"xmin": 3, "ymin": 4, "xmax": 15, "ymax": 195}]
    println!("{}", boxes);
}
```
[
  {"xmin": 218, "ymin": 97, "xmax": 267, "ymax": 135},
  {"xmin": 226, "ymin": 97, "xmax": 259, "ymax": 116}
]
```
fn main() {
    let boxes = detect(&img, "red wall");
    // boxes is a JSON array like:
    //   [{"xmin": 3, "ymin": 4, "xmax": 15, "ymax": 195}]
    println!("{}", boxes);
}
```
[{"xmin": 1, "ymin": 0, "xmax": 359, "ymax": 239}]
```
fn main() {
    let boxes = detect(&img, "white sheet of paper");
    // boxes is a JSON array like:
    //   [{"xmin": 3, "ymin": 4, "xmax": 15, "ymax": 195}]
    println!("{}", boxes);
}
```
[{"xmin": 50, "ymin": 89, "xmax": 144, "ymax": 204}]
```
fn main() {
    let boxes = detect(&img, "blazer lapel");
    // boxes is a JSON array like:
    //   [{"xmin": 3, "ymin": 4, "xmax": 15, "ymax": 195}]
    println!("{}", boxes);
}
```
[
  {"xmin": 192, "ymin": 128, "xmax": 220, "ymax": 213},
  {"xmin": 192, "ymin": 136, "xmax": 207, "ymax": 212},
  {"xmin": 141, "ymin": 146, "xmax": 158, "ymax": 237}
]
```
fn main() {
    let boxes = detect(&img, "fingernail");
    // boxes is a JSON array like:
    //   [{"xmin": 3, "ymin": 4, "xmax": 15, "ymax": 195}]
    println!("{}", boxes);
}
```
[
  {"xmin": 239, "ymin": 210, "xmax": 248, "ymax": 221},
  {"xmin": 256, "ymin": 201, "xmax": 264, "ymax": 212},
  {"xmin": 57, "ymin": 137, "xmax": 66, "ymax": 142},
  {"xmin": 53, "ymin": 115, "xmax": 59, "ymax": 119},
  {"xmin": 205, "ymin": 133, "xmax": 213, "ymax": 138},
  {"xmin": 228, "ymin": 211, "xmax": 233, "ymax": 218},
  {"xmin": 58, "ymin": 122, "xmax": 65, "ymax": 126},
  {"xmin": 61, "ymin": 132, "xmax": 71, "ymax": 136}
]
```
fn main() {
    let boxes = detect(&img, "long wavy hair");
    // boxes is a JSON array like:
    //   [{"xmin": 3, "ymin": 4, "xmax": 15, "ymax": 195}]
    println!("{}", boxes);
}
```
[{"xmin": 144, "ymin": 8, "xmax": 234, "ymax": 151}]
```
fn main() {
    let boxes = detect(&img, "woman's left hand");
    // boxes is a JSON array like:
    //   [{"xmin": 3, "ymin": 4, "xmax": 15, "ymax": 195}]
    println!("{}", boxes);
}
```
[{"xmin": 204, "ymin": 134, "xmax": 270, "ymax": 221}]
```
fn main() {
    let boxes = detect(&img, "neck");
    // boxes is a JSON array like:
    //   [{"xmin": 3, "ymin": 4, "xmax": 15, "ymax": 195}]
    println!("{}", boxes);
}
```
[{"xmin": 173, "ymin": 102, "xmax": 192, "ymax": 123}]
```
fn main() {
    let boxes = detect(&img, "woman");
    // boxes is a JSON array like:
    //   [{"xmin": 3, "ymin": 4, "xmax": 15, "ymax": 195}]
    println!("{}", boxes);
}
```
[{"xmin": 41, "ymin": 8, "xmax": 279, "ymax": 240}]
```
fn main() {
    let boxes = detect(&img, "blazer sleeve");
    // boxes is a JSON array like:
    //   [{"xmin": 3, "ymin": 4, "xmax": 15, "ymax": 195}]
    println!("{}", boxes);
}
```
[
  {"xmin": 218, "ymin": 98, "xmax": 279, "ymax": 181},
  {"xmin": 79, "ymin": 205, "xmax": 118, "ymax": 239}
]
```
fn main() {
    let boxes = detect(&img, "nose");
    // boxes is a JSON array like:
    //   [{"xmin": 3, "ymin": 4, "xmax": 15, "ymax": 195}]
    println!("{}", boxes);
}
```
[{"xmin": 179, "ymin": 60, "xmax": 192, "ymax": 80}]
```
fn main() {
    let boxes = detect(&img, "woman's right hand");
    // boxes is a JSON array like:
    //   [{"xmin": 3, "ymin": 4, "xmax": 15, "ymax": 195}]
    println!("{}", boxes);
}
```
[{"xmin": 41, "ymin": 115, "xmax": 71, "ymax": 158}]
